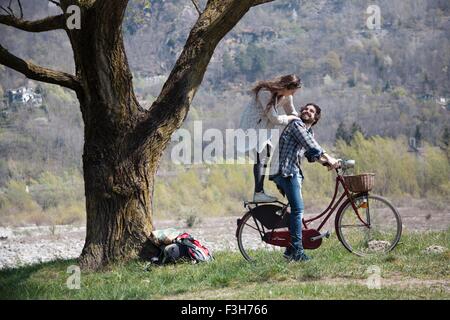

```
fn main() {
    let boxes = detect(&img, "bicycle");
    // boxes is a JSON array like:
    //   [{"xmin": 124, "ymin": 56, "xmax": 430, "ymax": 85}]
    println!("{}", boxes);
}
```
[{"xmin": 236, "ymin": 160, "xmax": 402, "ymax": 261}]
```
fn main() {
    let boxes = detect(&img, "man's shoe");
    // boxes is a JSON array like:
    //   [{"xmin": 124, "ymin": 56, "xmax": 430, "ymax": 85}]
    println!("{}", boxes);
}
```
[
  {"xmin": 283, "ymin": 248, "xmax": 292, "ymax": 260},
  {"xmin": 253, "ymin": 191, "xmax": 278, "ymax": 203},
  {"xmin": 291, "ymin": 251, "xmax": 311, "ymax": 262}
]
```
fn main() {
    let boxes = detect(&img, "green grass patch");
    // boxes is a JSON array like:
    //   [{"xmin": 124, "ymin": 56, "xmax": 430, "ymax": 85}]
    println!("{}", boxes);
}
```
[{"xmin": 0, "ymin": 230, "xmax": 448, "ymax": 300}]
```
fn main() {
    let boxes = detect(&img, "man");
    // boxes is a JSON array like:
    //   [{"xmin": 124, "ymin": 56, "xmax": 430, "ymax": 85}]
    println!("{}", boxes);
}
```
[{"xmin": 269, "ymin": 103, "xmax": 340, "ymax": 262}]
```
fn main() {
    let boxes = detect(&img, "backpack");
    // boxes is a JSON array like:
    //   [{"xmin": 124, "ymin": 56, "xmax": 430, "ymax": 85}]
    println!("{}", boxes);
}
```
[{"xmin": 159, "ymin": 233, "xmax": 213, "ymax": 264}]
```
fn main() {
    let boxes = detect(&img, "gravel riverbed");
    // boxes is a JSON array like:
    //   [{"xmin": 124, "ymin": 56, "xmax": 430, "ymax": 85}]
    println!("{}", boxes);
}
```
[{"xmin": 1, "ymin": 207, "xmax": 448, "ymax": 270}]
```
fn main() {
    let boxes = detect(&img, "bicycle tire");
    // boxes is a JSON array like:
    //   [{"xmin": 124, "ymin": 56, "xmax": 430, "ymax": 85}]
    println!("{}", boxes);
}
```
[
  {"xmin": 335, "ymin": 194, "xmax": 402, "ymax": 256},
  {"xmin": 237, "ymin": 207, "xmax": 286, "ymax": 262}
]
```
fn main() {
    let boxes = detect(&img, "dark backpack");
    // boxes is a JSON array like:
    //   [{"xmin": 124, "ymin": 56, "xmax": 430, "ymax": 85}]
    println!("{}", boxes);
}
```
[{"xmin": 159, "ymin": 233, "xmax": 213, "ymax": 264}]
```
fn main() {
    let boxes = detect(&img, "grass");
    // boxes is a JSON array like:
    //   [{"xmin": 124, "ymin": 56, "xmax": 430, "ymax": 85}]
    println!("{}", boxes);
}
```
[{"xmin": 0, "ymin": 230, "xmax": 448, "ymax": 300}]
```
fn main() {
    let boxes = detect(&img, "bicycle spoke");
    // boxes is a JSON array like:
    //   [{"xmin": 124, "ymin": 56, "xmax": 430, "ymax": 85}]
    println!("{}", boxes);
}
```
[
  {"xmin": 243, "ymin": 221, "xmax": 260, "ymax": 233},
  {"xmin": 237, "ymin": 206, "xmax": 287, "ymax": 262},
  {"xmin": 340, "ymin": 224, "xmax": 370, "ymax": 228},
  {"xmin": 336, "ymin": 195, "xmax": 402, "ymax": 256}
]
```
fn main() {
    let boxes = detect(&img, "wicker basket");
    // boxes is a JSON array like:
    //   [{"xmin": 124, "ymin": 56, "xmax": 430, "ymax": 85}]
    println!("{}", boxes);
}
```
[{"xmin": 343, "ymin": 173, "xmax": 375, "ymax": 193}]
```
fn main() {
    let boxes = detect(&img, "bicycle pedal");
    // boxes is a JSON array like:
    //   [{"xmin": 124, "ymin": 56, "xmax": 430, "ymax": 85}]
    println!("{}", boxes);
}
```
[{"xmin": 311, "ymin": 231, "xmax": 331, "ymax": 242}]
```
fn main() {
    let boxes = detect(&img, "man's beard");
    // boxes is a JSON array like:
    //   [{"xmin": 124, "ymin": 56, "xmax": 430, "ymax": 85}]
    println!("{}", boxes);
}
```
[{"xmin": 301, "ymin": 114, "xmax": 315, "ymax": 124}]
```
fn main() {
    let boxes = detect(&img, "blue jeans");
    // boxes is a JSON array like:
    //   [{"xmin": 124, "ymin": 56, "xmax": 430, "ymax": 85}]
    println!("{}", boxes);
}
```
[{"xmin": 273, "ymin": 173, "xmax": 304, "ymax": 253}]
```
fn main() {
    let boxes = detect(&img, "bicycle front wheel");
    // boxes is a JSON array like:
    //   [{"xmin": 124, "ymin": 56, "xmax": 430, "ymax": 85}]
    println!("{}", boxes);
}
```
[
  {"xmin": 237, "ymin": 210, "xmax": 286, "ymax": 262},
  {"xmin": 335, "ymin": 194, "xmax": 402, "ymax": 256}
]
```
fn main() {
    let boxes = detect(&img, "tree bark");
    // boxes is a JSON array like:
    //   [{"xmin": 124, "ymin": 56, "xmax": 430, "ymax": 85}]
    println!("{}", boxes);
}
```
[
  {"xmin": 79, "ymin": 136, "xmax": 158, "ymax": 269},
  {"xmin": 1, "ymin": 0, "xmax": 275, "ymax": 270},
  {"xmin": 64, "ymin": 2, "xmax": 159, "ymax": 269}
]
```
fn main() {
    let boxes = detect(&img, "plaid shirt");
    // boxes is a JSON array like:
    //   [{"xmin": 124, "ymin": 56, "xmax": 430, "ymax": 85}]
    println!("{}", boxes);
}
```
[{"xmin": 270, "ymin": 119, "xmax": 324, "ymax": 179}]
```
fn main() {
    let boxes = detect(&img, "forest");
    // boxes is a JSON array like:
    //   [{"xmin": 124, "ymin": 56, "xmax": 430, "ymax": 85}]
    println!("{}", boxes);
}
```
[{"xmin": 0, "ymin": 0, "xmax": 449, "ymax": 226}]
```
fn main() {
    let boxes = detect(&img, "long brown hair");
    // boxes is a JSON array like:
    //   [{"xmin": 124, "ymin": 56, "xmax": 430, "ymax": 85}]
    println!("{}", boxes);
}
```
[{"xmin": 251, "ymin": 74, "xmax": 302, "ymax": 113}]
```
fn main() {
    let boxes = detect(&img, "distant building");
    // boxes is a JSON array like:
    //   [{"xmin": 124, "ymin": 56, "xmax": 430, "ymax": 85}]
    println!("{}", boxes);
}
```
[
  {"xmin": 436, "ymin": 97, "xmax": 450, "ymax": 110},
  {"xmin": 6, "ymin": 87, "xmax": 43, "ymax": 108}
]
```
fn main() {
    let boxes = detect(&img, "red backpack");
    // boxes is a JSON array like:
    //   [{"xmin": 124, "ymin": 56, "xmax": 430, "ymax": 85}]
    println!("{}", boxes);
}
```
[{"xmin": 173, "ymin": 233, "xmax": 213, "ymax": 263}]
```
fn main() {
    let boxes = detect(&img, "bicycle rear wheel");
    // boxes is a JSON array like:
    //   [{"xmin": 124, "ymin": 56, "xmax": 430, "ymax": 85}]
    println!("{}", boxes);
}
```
[
  {"xmin": 236, "ymin": 208, "xmax": 287, "ymax": 262},
  {"xmin": 335, "ymin": 194, "xmax": 402, "ymax": 256}
]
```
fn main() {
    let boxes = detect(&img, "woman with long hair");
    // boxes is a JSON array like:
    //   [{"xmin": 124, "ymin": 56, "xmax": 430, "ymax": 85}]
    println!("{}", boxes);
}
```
[{"xmin": 239, "ymin": 74, "xmax": 302, "ymax": 203}]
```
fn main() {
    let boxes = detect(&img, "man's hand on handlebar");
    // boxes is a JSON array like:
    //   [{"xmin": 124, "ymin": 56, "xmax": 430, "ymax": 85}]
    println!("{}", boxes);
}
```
[
  {"xmin": 327, "ymin": 158, "xmax": 341, "ymax": 170},
  {"xmin": 320, "ymin": 153, "xmax": 341, "ymax": 170}
]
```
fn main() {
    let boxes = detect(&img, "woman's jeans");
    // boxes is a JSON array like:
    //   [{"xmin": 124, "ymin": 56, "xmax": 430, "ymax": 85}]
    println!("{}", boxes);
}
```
[{"xmin": 273, "ymin": 173, "xmax": 304, "ymax": 253}]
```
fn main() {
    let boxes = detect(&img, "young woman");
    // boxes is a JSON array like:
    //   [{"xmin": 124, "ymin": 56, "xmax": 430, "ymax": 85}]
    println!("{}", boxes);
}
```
[{"xmin": 239, "ymin": 74, "xmax": 302, "ymax": 203}]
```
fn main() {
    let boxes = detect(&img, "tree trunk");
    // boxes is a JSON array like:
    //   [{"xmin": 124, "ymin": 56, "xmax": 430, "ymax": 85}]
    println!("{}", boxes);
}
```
[
  {"xmin": 71, "ymin": 2, "xmax": 161, "ymax": 269},
  {"xmin": 0, "ymin": 0, "xmax": 275, "ymax": 270},
  {"xmin": 79, "ymin": 131, "xmax": 158, "ymax": 269},
  {"xmin": 74, "ymin": 0, "xmax": 272, "ymax": 270}
]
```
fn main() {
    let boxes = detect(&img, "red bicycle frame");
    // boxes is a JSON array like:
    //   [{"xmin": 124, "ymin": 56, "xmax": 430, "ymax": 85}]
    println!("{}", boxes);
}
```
[
  {"xmin": 302, "ymin": 171, "xmax": 370, "ymax": 231},
  {"xmin": 238, "ymin": 169, "xmax": 371, "ymax": 249}
]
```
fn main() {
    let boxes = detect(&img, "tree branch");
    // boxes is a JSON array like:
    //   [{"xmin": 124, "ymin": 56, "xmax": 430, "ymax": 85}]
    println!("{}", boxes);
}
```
[
  {"xmin": 0, "ymin": 44, "xmax": 81, "ymax": 92},
  {"xmin": 0, "ymin": 6, "xmax": 10, "ymax": 15},
  {"xmin": 251, "ymin": 0, "xmax": 274, "ymax": 6},
  {"xmin": 48, "ymin": 0, "xmax": 61, "ymax": 7},
  {"xmin": 138, "ymin": 0, "xmax": 276, "ymax": 149},
  {"xmin": 17, "ymin": 0, "xmax": 23, "ymax": 19},
  {"xmin": 0, "ymin": 1, "xmax": 24, "ymax": 20},
  {"xmin": 190, "ymin": 0, "xmax": 202, "ymax": 15},
  {"xmin": 6, "ymin": 0, "xmax": 13, "ymax": 15},
  {"xmin": 0, "ymin": 13, "xmax": 66, "ymax": 32}
]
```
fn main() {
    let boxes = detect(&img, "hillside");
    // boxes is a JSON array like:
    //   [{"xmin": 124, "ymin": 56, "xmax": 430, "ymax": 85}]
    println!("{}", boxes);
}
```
[{"xmin": 0, "ymin": 0, "xmax": 449, "ymax": 225}]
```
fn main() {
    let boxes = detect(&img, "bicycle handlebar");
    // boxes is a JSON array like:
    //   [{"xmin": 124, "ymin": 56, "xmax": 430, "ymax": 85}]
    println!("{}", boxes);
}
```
[
  {"xmin": 336, "ymin": 159, "xmax": 356, "ymax": 175},
  {"xmin": 323, "ymin": 159, "xmax": 356, "ymax": 174}
]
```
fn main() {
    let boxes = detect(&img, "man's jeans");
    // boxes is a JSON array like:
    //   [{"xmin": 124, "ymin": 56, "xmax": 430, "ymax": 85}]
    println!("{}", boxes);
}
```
[{"xmin": 273, "ymin": 173, "xmax": 304, "ymax": 253}]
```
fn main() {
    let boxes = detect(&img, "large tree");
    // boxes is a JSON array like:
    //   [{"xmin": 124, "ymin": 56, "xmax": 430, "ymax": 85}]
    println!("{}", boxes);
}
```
[{"xmin": 0, "ymin": 0, "xmax": 274, "ymax": 270}]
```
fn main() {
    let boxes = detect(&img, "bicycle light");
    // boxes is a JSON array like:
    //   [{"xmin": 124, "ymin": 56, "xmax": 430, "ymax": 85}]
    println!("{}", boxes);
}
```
[{"xmin": 342, "ymin": 159, "xmax": 355, "ymax": 169}]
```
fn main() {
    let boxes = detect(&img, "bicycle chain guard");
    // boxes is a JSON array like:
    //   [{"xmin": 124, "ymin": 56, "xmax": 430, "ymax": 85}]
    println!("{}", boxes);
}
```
[{"xmin": 263, "ymin": 228, "xmax": 323, "ymax": 250}]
